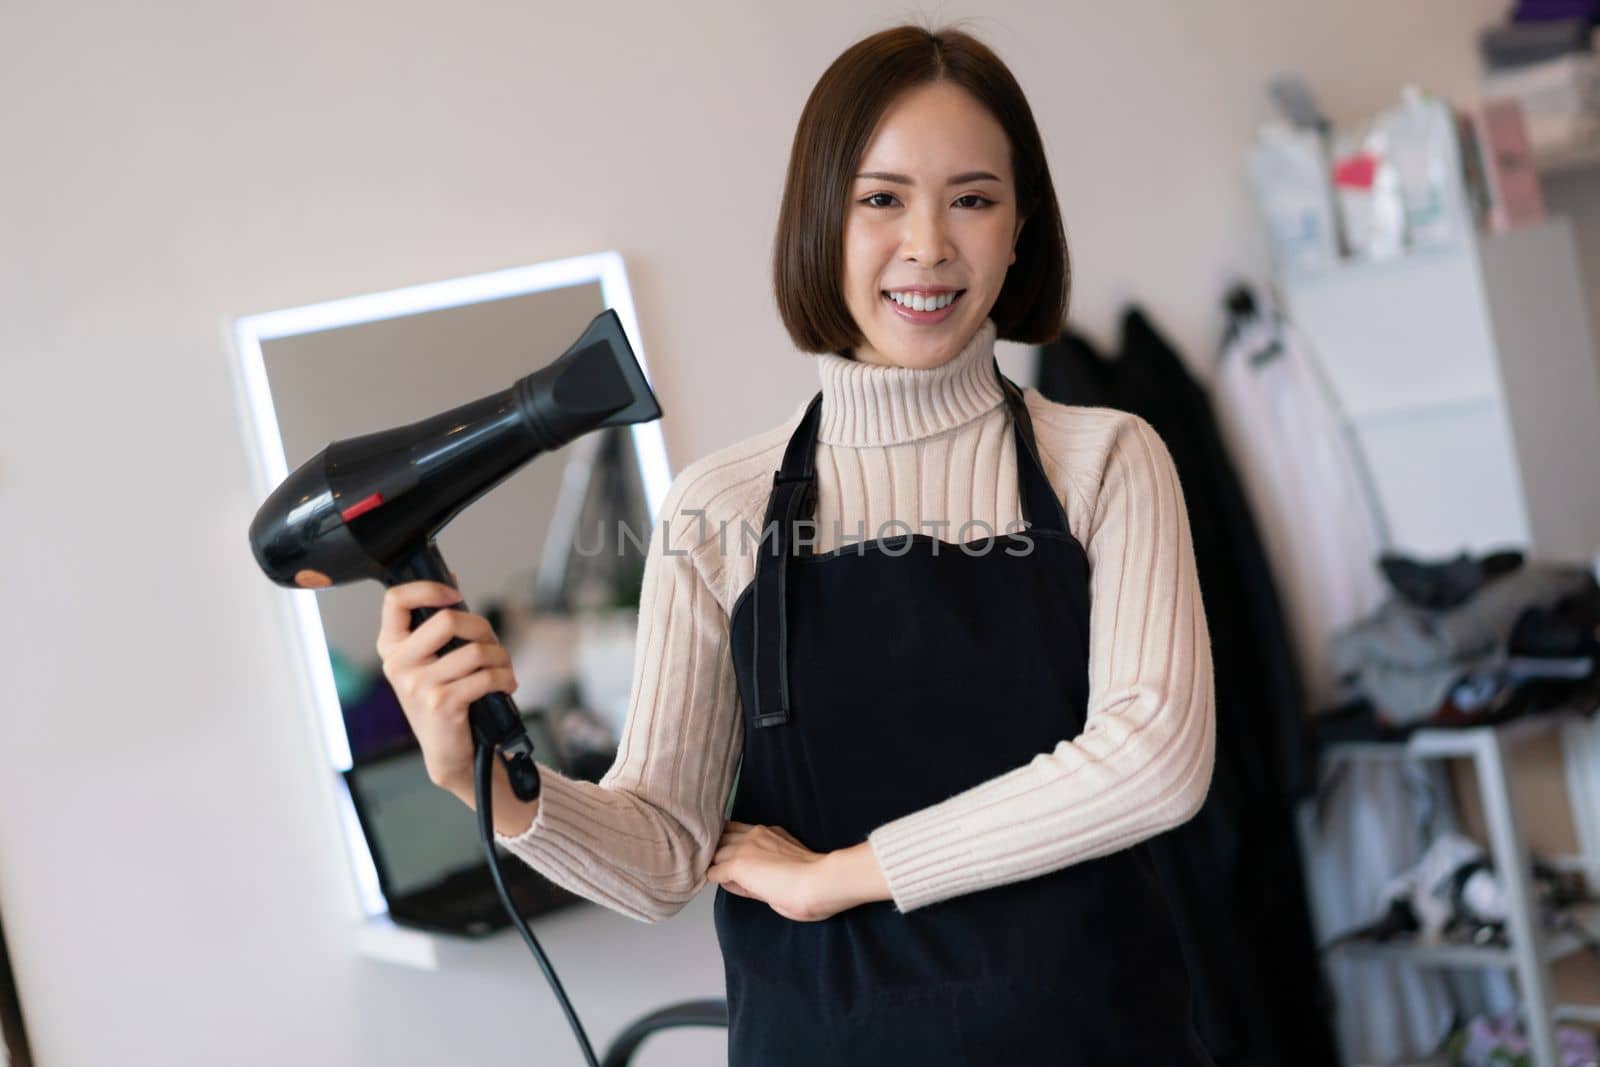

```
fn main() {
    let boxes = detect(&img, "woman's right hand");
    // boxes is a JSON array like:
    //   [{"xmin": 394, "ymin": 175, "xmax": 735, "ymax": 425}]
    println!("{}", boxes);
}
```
[{"xmin": 376, "ymin": 580, "xmax": 520, "ymax": 799}]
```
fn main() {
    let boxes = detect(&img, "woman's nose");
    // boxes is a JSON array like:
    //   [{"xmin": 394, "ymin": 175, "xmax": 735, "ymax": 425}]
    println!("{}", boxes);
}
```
[{"xmin": 900, "ymin": 206, "xmax": 953, "ymax": 266}]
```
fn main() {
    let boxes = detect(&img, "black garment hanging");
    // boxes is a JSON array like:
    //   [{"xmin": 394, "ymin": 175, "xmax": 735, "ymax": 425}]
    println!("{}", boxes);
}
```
[
  {"xmin": 713, "ymin": 358, "xmax": 1215, "ymax": 1066},
  {"xmin": 1035, "ymin": 309, "xmax": 1339, "ymax": 1067}
]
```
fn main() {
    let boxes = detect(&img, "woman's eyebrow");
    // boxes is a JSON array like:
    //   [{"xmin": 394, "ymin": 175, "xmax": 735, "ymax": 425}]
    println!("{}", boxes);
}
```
[{"xmin": 854, "ymin": 170, "xmax": 1002, "ymax": 185}]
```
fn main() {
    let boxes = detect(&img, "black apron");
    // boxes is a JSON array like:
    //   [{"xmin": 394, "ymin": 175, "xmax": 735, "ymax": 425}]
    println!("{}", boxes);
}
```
[{"xmin": 715, "ymin": 359, "xmax": 1214, "ymax": 1066}]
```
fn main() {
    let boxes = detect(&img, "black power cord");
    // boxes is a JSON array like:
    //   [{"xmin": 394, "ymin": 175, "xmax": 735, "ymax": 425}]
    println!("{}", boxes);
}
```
[{"xmin": 474, "ymin": 744, "xmax": 601, "ymax": 1067}]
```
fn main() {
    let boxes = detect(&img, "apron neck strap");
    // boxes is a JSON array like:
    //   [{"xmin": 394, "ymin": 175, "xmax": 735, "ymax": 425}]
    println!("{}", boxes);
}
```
[{"xmin": 993, "ymin": 358, "xmax": 1071, "ymax": 536}]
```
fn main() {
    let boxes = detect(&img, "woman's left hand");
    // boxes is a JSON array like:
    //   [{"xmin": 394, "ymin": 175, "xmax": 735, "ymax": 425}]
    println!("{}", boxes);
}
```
[{"xmin": 706, "ymin": 821, "xmax": 877, "ymax": 922}]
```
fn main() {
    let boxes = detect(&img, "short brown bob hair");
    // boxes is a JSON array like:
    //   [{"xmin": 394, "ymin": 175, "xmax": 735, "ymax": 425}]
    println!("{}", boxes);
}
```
[{"xmin": 773, "ymin": 22, "xmax": 1070, "ymax": 357}]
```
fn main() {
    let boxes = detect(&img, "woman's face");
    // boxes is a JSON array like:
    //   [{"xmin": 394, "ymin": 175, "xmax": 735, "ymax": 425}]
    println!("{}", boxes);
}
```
[{"xmin": 841, "ymin": 80, "xmax": 1028, "ymax": 369}]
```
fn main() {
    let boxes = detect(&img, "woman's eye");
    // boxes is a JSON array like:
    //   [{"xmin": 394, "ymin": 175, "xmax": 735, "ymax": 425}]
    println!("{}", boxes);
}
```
[{"xmin": 858, "ymin": 193, "xmax": 994, "ymax": 209}]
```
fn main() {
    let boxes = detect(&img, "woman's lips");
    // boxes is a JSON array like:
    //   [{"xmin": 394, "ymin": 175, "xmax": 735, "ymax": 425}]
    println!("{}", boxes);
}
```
[{"xmin": 882, "ymin": 289, "xmax": 964, "ymax": 324}]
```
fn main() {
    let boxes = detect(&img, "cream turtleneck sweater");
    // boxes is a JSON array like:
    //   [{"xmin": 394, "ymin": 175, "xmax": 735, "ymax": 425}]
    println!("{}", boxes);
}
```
[{"xmin": 495, "ymin": 317, "xmax": 1216, "ymax": 920}]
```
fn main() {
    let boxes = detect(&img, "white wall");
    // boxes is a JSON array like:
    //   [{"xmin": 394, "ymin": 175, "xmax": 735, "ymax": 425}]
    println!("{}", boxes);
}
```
[{"xmin": 0, "ymin": 2, "xmax": 1508, "ymax": 1064}]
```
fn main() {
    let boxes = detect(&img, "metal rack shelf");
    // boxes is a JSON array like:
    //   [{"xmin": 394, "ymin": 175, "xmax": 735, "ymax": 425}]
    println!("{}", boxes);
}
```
[
  {"xmin": 1304, "ymin": 709, "xmax": 1600, "ymax": 1067},
  {"xmin": 1327, "ymin": 900, "xmax": 1600, "ymax": 971}
]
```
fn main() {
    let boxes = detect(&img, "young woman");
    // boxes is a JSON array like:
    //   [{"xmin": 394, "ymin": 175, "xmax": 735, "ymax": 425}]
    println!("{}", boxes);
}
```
[{"xmin": 376, "ymin": 22, "xmax": 1216, "ymax": 1065}]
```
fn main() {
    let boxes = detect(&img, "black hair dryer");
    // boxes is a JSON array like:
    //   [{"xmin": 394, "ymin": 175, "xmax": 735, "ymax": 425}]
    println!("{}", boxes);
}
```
[{"xmin": 248, "ymin": 308, "xmax": 662, "ymax": 802}]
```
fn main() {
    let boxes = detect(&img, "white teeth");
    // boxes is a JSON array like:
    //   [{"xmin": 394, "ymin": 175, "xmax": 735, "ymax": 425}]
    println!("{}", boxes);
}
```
[{"xmin": 886, "ymin": 290, "xmax": 959, "ymax": 311}]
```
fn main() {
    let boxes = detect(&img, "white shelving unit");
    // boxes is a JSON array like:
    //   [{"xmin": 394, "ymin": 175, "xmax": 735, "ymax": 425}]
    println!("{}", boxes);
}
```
[
  {"xmin": 1279, "ymin": 216, "xmax": 1600, "ymax": 563},
  {"xmin": 1300, "ymin": 710, "xmax": 1600, "ymax": 1067}
]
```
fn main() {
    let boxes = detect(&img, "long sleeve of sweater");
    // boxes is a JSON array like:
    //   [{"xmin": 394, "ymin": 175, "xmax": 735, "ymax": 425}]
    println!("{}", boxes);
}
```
[
  {"xmin": 493, "ymin": 315, "xmax": 1215, "ymax": 921},
  {"xmin": 492, "ymin": 463, "xmax": 747, "ymax": 924}
]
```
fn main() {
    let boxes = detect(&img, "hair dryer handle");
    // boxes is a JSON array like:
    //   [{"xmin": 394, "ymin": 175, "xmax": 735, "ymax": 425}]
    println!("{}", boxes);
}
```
[{"xmin": 392, "ymin": 543, "xmax": 542, "ymax": 803}]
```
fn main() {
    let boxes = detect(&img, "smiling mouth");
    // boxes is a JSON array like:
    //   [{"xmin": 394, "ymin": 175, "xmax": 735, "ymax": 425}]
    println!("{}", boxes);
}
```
[{"xmin": 880, "ymin": 289, "xmax": 966, "ymax": 311}]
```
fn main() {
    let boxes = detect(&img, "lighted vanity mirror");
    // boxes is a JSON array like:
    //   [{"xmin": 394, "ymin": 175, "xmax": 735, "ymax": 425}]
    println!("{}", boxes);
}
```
[{"xmin": 231, "ymin": 252, "xmax": 670, "ymax": 925}]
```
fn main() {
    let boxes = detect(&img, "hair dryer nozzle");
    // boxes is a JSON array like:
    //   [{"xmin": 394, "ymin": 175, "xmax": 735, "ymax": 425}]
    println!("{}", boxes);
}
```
[{"xmin": 513, "ymin": 308, "xmax": 660, "ymax": 446}]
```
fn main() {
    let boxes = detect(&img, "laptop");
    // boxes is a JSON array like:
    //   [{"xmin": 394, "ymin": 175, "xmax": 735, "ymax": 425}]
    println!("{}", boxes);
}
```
[{"xmin": 341, "ymin": 723, "xmax": 583, "ymax": 938}]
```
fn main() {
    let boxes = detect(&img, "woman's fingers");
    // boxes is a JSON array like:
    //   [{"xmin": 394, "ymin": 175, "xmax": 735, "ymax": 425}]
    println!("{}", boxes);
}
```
[
  {"xmin": 720, "ymin": 822, "xmax": 805, "ymax": 851},
  {"xmin": 707, "ymin": 852, "xmax": 752, "ymax": 896},
  {"xmin": 419, "ymin": 639, "xmax": 512, "ymax": 689},
  {"xmin": 379, "ymin": 581, "xmax": 499, "ymax": 677},
  {"xmin": 392, "ymin": 606, "xmax": 498, "ymax": 669},
  {"xmin": 440, "ymin": 666, "xmax": 519, "ymax": 710},
  {"xmin": 377, "ymin": 581, "xmax": 461, "ymax": 653}
]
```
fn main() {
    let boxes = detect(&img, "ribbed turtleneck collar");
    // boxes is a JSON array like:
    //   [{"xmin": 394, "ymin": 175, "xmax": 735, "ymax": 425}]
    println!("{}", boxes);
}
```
[{"xmin": 813, "ymin": 316, "xmax": 1005, "ymax": 447}]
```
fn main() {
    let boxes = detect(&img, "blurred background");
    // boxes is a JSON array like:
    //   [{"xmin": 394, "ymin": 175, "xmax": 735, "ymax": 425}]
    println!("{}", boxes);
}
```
[{"xmin": 5, "ymin": 2, "xmax": 1600, "ymax": 1065}]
